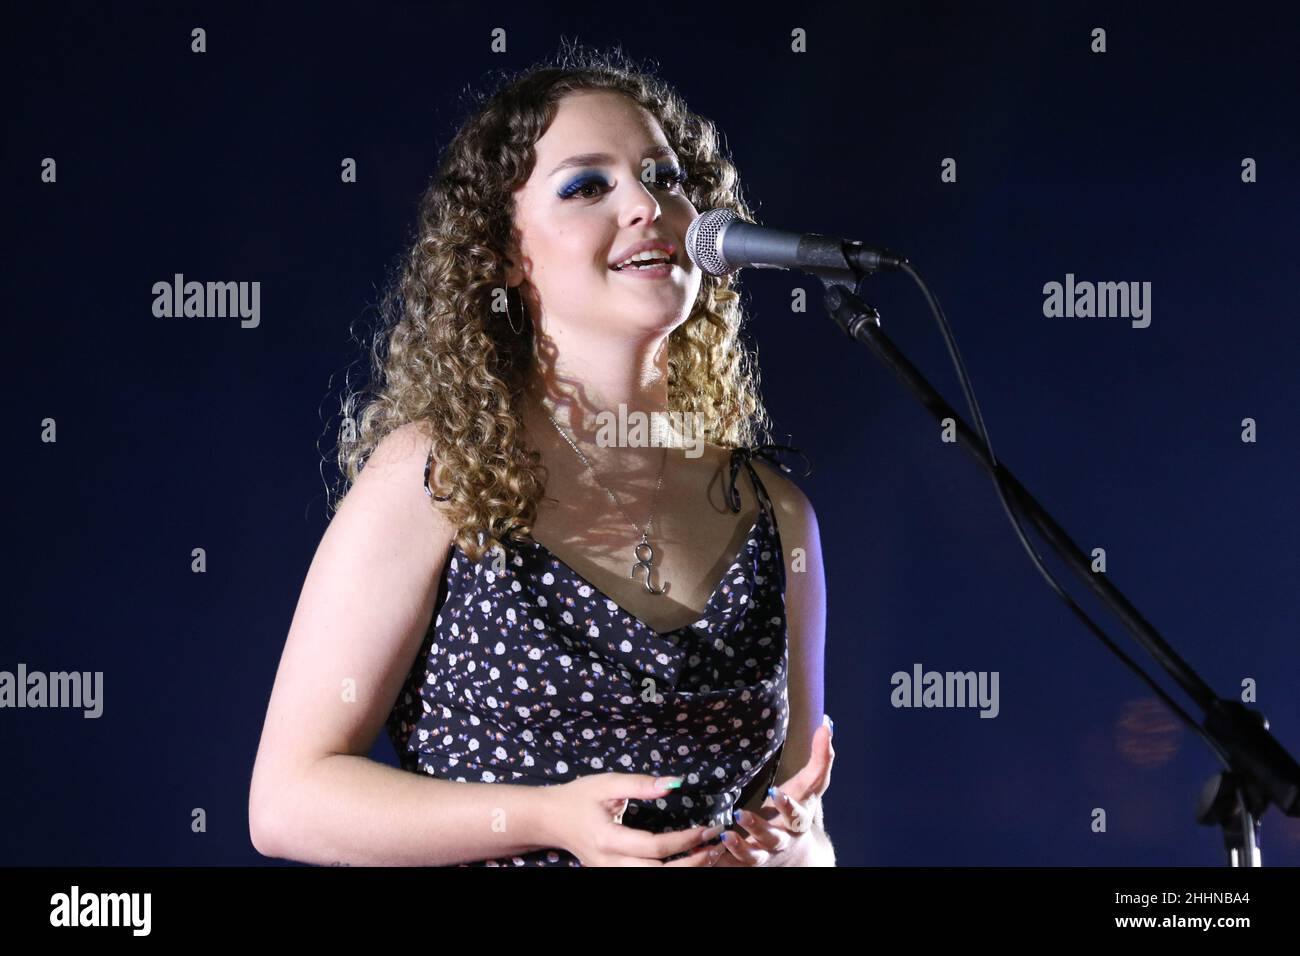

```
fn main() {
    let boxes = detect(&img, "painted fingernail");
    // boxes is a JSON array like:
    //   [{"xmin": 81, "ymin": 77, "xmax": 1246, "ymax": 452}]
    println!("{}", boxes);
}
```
[
  {"xmin": 661, "ymin": 777, "xmax": 683, "ymax": 790},
  {"xmin": 719, "ymin": 832, "xmax": 729, "ymax": 842},
  {"xmin": 732, "ymin": 809, "xmax": 744, "ymax": 824},
  {"xmin": 767, "ymin": 786, "xmax": 776, "ymax": 799},
  {"xmin": 824, "ymin": 713, "xmax": 834, "ymax": 734}
]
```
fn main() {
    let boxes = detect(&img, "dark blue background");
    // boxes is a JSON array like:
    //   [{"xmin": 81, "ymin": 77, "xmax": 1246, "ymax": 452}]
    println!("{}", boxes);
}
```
[{"xmin": 5, "ymin": 1, "xmax": 1298, "ymax": 865}]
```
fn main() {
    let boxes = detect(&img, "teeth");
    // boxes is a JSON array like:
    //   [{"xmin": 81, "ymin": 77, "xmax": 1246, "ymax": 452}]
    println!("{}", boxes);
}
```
[{"xmin": 614, "ymin": 249, "xmax": 671, "ymax": 269}]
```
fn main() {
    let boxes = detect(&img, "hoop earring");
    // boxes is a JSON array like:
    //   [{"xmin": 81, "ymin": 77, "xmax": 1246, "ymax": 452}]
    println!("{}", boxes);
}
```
[{"xmin": 506, "ymin": 286, "xmax": 526, "ymax": 335}]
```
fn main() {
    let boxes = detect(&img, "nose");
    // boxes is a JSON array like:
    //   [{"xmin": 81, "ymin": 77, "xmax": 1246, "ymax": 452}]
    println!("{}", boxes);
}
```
[{"xmin": 617, "ymin": 174, "xmax": 663, "ymax": 228}]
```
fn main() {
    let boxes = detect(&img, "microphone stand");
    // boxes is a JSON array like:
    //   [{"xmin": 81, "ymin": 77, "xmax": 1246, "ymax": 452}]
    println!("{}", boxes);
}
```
[{"xmin": 809, "ymin": 261, "xmax": 1300, "ymax": 866}]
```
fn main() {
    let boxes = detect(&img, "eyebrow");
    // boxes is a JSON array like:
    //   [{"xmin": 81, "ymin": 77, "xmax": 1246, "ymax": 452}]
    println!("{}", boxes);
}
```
[{"xmin": 547, "ymin": 145, "xmax": 679, "ymax": 178}]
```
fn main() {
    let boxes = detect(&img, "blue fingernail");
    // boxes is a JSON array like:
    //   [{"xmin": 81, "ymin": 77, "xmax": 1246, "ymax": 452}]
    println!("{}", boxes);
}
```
[
  {"xmin": 767, "ymin": 786, "xmax": 775, "ymax": 799},
  {"xmin": 719, "ymin": 832, "xmax": 728, "ymax": 842},
  {"xmin": 732, "ymin": 809, "xmax": 742, "ymax": 823}
]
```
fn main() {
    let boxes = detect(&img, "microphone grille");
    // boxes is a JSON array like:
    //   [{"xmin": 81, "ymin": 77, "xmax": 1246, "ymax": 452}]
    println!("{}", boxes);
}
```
[{"xmin": 685, "ymin": 208, "xmax": 737, "ymax": 277}]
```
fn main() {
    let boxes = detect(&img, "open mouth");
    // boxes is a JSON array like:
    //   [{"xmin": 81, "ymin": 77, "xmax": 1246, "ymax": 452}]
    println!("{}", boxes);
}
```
[
  {"xmin": 610, "ymin": 253, "xmax": 675, "ymax": 271},
  {"xmin": 610, "ymin": 261, "xmax": 676, "ymax": 278}
]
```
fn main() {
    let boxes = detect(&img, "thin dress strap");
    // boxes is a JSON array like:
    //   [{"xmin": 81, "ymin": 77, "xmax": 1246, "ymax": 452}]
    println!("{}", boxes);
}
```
[{"xmin": 723, "ymin": 442, "xmax": 812, "ymax": 535}]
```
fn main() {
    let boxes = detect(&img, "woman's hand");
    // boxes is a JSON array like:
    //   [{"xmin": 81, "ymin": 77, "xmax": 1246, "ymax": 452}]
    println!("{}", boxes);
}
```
[
  {"xmin": 707, "ymin": 716, "xmax": 835, "ymax": 867},
  {"xmin": 540, "ymin": 773, "xmax": 728, "ymax": 866}
]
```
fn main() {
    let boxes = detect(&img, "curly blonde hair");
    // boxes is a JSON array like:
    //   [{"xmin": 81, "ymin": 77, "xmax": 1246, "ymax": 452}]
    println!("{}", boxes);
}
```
[{"xmin": 327, "ymin": 41, "xmax": 775, "ymax": 563}]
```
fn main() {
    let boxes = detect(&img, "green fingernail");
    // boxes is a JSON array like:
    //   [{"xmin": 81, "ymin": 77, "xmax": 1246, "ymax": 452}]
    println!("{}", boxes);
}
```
[{"xmin": 663, "ymin": 777, "xmax": 683, "ymax": 789}]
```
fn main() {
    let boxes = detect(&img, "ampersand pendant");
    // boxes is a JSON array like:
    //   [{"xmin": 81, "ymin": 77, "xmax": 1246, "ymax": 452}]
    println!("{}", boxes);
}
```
[{"xmin": 630, "ymin": 534, "xmax": 668, "ymax": 595}]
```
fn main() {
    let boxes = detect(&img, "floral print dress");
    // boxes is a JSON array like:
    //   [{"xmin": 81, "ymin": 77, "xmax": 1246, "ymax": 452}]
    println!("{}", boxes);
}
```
[{"xmin": 385, "ymin": 443, "xmax": 808, "ymax": 866}]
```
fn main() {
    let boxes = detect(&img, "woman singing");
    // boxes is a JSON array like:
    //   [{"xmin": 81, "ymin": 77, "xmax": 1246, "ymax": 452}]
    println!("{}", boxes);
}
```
[{"xmin": 249, "ymin": 43, "xmax": 834, "ymax": 867}]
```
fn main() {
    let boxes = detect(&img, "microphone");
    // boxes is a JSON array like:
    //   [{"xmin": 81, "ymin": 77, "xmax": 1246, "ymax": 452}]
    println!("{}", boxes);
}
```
[{"xmin": 685, "ymin": 208, "xmax": 906, "ymax": 279}]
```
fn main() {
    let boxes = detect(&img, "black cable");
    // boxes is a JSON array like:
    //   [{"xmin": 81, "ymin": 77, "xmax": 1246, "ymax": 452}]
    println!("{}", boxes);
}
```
[{"xmin": 886, "ymin": 262, "xmax": 1229, "ymax": 767}]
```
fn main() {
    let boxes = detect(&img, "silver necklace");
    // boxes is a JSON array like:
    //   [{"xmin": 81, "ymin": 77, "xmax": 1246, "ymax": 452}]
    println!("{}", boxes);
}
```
[{"xmin": 543, "ymin": 408, "xmax": 669, "ymax": 595}]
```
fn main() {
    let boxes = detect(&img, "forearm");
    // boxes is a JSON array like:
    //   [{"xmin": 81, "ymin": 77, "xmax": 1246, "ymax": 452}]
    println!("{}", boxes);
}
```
[{"xmin": 253, "ymin": 753, "xmax": 558, "ymax": 867}]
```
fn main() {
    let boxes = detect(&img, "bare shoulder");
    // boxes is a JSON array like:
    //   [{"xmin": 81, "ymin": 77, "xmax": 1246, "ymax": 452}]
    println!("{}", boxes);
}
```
[
  {"xmin": 741, "ymin": 451, "xmax": 817, "ymax": 532},
  {"xmin": 340, "ymin": 422, "xmax": 446, "ymax": 519},
  {"xmin": 357, "ymin": 420, "xmax": 433, "ymax": 484},
  {"xmin": 326, "ymin": 420, "xmax": 459, "ymax": 580}
]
